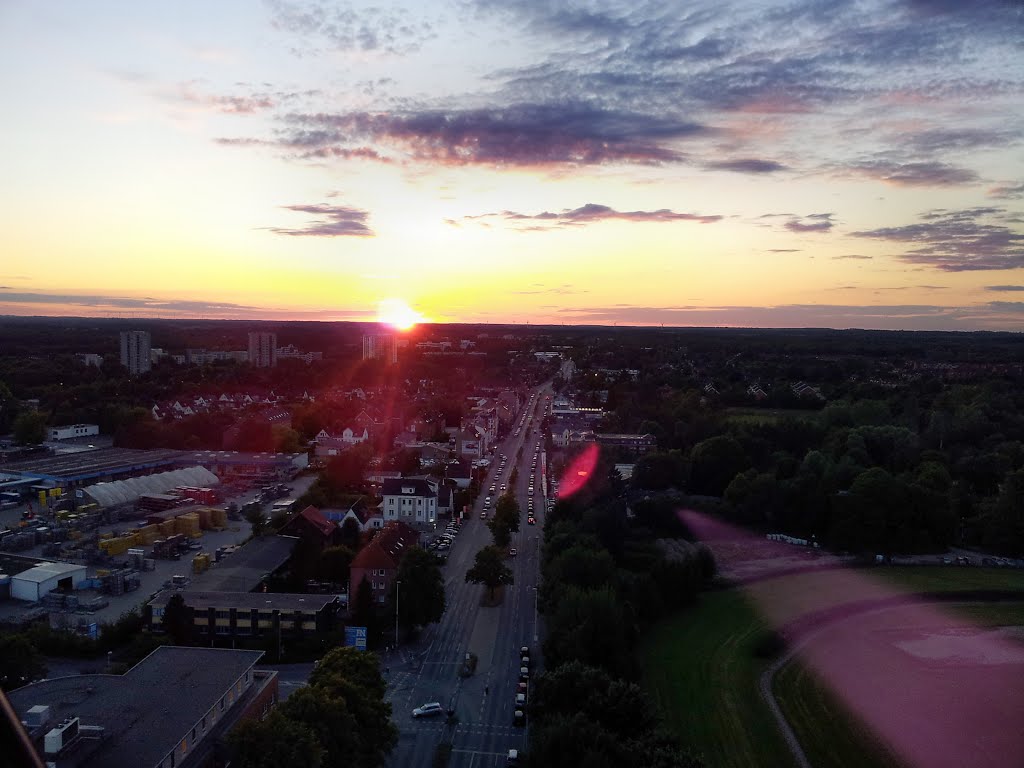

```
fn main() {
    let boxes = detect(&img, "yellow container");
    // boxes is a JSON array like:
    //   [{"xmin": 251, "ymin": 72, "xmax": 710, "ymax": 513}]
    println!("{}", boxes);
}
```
[
  {"xmin": 211, "ymin": 508, "xmax": 227, "ymax": 528},
  {"xmin": 137, "ymin": 525, "xmax": 158, "ymax": 545},
  {"xmin": 196, "ymin": 508, "xmax": 212, "ymax": 530},
  {"xmin": 120, "ymin": 532, "xmax": 139, "ymax": 546},
  {"xmin": 175, "ymin": 513, "xmax": 200, "ymax": 537},
  {"xmin": 96, "ymin": 569, "xmax": 110, "ymax": 577},
  {"xmin": 100, "ymin": 532, "xmax": 114, "ymax": 540}
]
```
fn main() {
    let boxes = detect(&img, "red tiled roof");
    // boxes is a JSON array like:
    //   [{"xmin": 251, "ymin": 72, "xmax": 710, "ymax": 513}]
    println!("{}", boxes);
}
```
[{"xmin": 281, "ymin": 505, "xmax": 337, "ymax": 539}]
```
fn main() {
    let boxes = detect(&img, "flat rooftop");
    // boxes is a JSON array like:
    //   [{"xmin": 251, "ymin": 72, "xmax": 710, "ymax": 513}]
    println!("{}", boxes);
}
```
[
  {"xmin": 9, "ymin": 646, "xmax": 264, "ymax": 768},
  {"xmin": 189, "ymin": 534, "xmax": 297, "ymax": 592},
  {"xmin": 149, "ymin": 590, "xmax": 337, "ymax": 612},
  {"xmin": 1, "ymin": 448, "xmax": 186, "ymax": 483}
]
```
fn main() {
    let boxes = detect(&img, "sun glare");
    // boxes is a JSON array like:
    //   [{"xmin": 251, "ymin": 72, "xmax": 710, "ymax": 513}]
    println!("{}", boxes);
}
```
[{"xmin": 378, "ymin": 298, "xmax": 423, "ymax": 331}]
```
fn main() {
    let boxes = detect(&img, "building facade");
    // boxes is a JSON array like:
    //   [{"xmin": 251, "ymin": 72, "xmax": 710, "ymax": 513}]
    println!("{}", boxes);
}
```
[
  {"xmin": 380, "ymin": 477, "xmax": 437, "ymax": 527},
  {"xmin": 119, "ymin": 330, "xmax": 152, "ymax": 375},
  {"xmin": 49, "ymin": 423, "xmax": 100, "ymax": 441},
  {"xmin": 247, "ymin": 332, "xmax": 278, "ymax": 368},
  {"xmin": 349, "ymin": 521, "xmax": 420, "ymax": 604},
  {"xmin": 362, "ymin": 333, "xmax": 398, "ymax": 364}
]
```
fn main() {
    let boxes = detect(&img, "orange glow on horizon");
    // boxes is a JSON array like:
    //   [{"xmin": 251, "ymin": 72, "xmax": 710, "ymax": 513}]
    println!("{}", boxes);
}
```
[{"xmin": 377, "ymin": 298, "xmax": 425, "ymax": 331}]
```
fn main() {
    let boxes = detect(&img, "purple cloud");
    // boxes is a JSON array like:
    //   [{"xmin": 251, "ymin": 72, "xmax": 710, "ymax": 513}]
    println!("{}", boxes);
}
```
[
  {"xmin": 852, "ymin": 207, "xmax": 1024, "ymax": 271},
  {"xmin": 467, "ymin": 202, "xmax": 722, "ymax": 228},
  {"xmin": 785, "ymin": 213, "xmax": 835, "ymax": 233},
  {"xmin": 268, "ymin": 203, "xmax": 374, "ymax": 237},
  {"xmin": 843, "ymin": 160, "xmax": 980, "ymax": 187},
  {"xmin": 985, "ymin": 285, "xmax": 1024, "ymax": 292},
  {"xmin": 278, "ymin": 103, "xmax": 705, "ymax": 167},
  {"xmin": 708, "ymin": 158, "xmax": 788, "ymax": 174}
]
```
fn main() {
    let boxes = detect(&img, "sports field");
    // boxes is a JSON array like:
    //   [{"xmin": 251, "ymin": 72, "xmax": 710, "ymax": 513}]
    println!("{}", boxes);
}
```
[{"xmin": 639, "ymin": 589, "xmax": 796, "ymax": 768}]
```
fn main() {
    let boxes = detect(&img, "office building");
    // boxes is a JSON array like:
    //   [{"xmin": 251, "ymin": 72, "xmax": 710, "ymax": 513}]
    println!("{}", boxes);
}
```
[
  {"xmin": 247, "ymin": 332, "xmax": 277, "ymax": 368},
  {"xmin": 119, "ymin": 330, "xmax": 151, "ymax": 375},
  {"xmin": 362, "ymin": 333, "xmax": 398, "ymax": 364}
]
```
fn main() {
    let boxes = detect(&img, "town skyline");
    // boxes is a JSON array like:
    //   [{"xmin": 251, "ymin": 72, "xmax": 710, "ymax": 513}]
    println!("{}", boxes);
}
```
[{"xmin": 1, "ymin": 0, "xmax": 1022, "ymax": 331}]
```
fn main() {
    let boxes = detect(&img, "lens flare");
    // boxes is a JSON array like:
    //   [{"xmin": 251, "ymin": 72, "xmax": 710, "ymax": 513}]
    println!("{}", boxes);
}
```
[
  {"xmin": 557, "ymin": 442, "xmax": 600, "ymax": 499},
  {"xmin": 377, "ymin": 298, "xmax": 423, "ymax": 331}
]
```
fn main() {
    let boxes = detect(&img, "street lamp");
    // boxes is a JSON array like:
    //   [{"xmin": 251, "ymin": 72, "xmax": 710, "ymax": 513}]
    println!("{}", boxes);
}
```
[{"xmin": 395, "ymin": 580, "xmax": 402, "ymax": 649}]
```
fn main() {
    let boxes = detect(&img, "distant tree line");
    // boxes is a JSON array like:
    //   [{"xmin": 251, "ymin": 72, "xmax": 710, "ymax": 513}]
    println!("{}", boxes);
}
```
[{"xmin": 623, "ymin": 382, "xmax": 1024, "ymax": 556}]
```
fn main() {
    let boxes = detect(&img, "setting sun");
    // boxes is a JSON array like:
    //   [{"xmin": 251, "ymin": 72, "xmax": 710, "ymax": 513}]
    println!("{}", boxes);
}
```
[{"xmin": 377, "ymin": 298, "xmax": 423, "ymax": 331}]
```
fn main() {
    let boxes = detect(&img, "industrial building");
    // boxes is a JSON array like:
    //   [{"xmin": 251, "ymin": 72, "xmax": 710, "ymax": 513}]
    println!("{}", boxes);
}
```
[
  {"xmin": 146, "ymin": 590, "xmax": 340, "ymax": 639},
  {"xmin": 81, "ymin": 466, "xmax": 219, "ymax": 508},
  {"xmin": 0, "ymin": 448, "xmax": 186, "ymax": 492},
  {"xmin": 191, "ymin": 534, "xmax": 297, "ymax": 592},
  {"xmin": 48, "ymin": 424, "xmax": 100, "ymax": 441},
  {"xmin": 8, "ymin": 646, "xmax": 276, "ymax": 768},
  {"xmin": 10, "ymin": 561, "xmax": 87, "ymax": 602}
]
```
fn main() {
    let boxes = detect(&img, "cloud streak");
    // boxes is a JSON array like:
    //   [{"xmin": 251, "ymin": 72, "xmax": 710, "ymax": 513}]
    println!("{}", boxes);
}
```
[
  {"xmin": 268, "ymin": 203, "xmax": 374, "ymax": 237},
  {"xmin": 277, "ymin": 103, "xmax": 707, "ymax": 167},
  {"xmin": 852, "ymin": 207, "xmax": 1024, "ymax": 271},
  {"xmin": 466, "ymin": 202, "xmax": 722, "ymax": 229}
]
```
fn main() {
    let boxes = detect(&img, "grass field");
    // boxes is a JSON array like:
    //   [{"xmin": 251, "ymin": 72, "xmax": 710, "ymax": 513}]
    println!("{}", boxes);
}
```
[
  {"xmin": 876, "ymin": 566, "xmax": 1024, "ymax": 594},
  {"xmin": 774, "ymin": 599, "xmax": 1024, "ymax": 768},
  {"xmin": 774, "ymin": 659, "xmax": 906, "ymax": 768},
  {"xmin": 641, "ymin": 567, "xmax": 1024, "ymax": 768},
  {"xmin": 639, "ymin": 589, "xmax": 796, "ymax": 768}
]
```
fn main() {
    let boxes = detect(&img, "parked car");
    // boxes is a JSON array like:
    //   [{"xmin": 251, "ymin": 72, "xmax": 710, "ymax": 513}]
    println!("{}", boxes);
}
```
[
  {"xmin": 513, "ymin": 709, "xmax": 525, "ymax": 726},
  {"xmin": 509, "ymin": 547, "xmax": 517, "ymax": 557},
  {"xmin": 413, "ymin": 702, "xmax": 444, "ymax": 718}
]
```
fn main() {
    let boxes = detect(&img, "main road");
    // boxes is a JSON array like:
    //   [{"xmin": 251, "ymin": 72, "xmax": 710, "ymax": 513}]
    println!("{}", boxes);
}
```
[{"xmin": 384, "ymin": 382, "xmax": 552, "ymax": 768}]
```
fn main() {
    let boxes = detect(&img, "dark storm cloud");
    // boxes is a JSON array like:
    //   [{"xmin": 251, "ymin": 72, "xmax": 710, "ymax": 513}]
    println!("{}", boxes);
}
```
[
  {"xmin": 852, "ymin": 207, "xmax": 1024, "ymax": 271},
  {"xmin": 268, "ymin": 203, "xmax": 374, "ymax": 237},
  {"xmin": 785, "ymin": 213, "xmax": 835, "ymax": 233},
  {"xmin": 279, "ymin": 103, "xmax": 706, "ymax": 166},
  {"xmin": 467, "ymin": 202, "xmax": 722, "ymax": 228},
  {"xmin": 708, "ymin": 158, "xmax": 788, "ymax": 174}
]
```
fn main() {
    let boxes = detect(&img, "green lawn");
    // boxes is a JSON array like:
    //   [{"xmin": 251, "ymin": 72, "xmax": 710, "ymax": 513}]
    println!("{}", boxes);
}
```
[
  {"xmin": 639, "ymin": 590, "xmax": 796, "ymax": 768},
  {"xmin": 774, "ymin": 660, "xmax": 905, "ymax": 768},
  {"xmin": 724, "ymin": 407, "xmax": 820, "ymax": 426},
  {"xmin": 876, "ymin": 566, "xmax": 1024, "ymax": 594}
]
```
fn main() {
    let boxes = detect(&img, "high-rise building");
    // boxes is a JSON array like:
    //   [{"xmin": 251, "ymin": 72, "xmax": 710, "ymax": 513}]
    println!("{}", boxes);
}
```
[
  {"xmin": 362, "ymin": 333, "xmax": 398, "ymax": 364},
  {"xmin": 248, "ymin": 332, "xmax": 278, "ymax": 367},
  {"xmin": 119, "ymin": 330, "xmax": 152, "ymax": 375}
]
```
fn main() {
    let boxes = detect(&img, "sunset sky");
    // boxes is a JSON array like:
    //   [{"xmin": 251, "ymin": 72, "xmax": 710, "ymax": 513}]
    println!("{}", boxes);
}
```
[{"xmin": 1, "ymin": 0, "xmax": 1022, "ymax": 330}]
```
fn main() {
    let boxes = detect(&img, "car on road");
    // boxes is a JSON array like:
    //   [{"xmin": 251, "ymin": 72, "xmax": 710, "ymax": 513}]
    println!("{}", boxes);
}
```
[
  {"xmin": 519, "ymin": 666, "xmax": 529, "ymax": 681},
  {"xmin": 527, "ymin": 516, "xmax": 536, "ymax": 525},
  {"xmin": 509, "ymin": 547, "xmax": 517, "ymax": 557},
  {"xmin": 507, "ymin": 749, "xmax": 520, "ymax": 766},
  {"xmin": 516, "ymin": 693, "xmax": 526, "ymax": 707},
  {"xmin": 480, "ymin": 511, "xmax": 487, "ymax": 519},
  {"xmin": 520, "ymin": 645, "xmax": 530, "ymax": 657},
  {"xmin": 413, "ymin": 702, "xmax": 444, "ymax": 718},
  {"xmin": 513, "ymin": 709, "xmax": 525, "ymax": 726}
]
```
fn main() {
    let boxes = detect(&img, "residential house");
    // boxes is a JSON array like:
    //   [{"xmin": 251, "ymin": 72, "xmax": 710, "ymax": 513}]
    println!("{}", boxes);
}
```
[
  {"xmin": 278, "ymin": 505, "xmax": 340, "ymax": 549},
  {"xmin": 349, "ymin": 521, "xmax": 421, "ymax": 604},
  {"xmin": 381, "ymin": 477, "xmax": 438, "ymax": 528}
]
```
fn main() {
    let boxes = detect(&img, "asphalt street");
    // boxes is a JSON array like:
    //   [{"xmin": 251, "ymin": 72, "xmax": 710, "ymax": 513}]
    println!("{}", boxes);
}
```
[{"xmin": 384, "ymin": 383, "xmax": 552, "ymax": 768}]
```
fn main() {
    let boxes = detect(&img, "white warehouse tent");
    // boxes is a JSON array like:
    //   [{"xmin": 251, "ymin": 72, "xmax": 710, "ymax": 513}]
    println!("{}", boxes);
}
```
[{"xmin": 83, "ymin": 466, "xmax": 219, "ymax": 508}]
